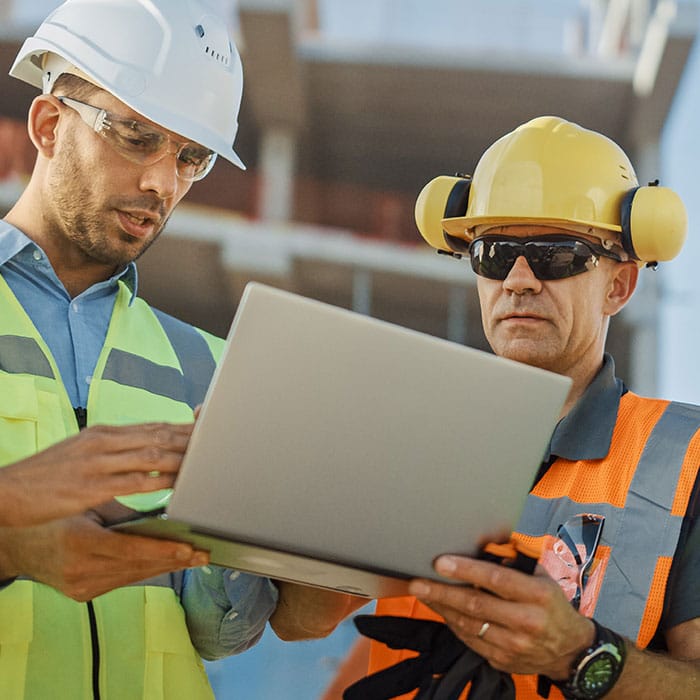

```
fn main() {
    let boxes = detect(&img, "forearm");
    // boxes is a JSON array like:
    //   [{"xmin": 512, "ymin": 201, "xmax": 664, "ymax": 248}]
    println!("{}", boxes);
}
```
[
  {"xmin": 0, "ymin": 525, "xmax": 21, "ymax": 581},
  {"xmin": 0, "ymin": 473, "xmax": 27, "ymax": 527},
  {"xmin": 607, "ymin": 644, "xmax": 700, "ymax": 698},
  {"xmin": 270, "ymin": 581, "xmax": 367, "ymax": 641}
]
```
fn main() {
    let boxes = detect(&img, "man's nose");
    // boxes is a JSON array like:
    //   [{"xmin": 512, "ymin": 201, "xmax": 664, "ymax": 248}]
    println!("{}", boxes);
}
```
[
  {"xmin": 502, "ymin": 255, "xmax": 543, "ymax": 294},
  {"xmin": 139, "ymin": 150, "xmax": 180, "ymax": 200}
]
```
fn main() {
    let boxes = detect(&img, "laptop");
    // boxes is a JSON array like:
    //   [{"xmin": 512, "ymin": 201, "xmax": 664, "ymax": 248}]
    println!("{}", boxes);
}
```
[{"xmin": 115, "ymin": 282, "xmax": 571, "ymax": 598}]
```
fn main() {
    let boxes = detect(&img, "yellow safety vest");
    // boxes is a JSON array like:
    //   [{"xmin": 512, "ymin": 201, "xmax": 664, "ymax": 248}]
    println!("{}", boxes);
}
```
[{"xmin": 0, "ymin": 274, "xmax": 223, "ymax": 700}]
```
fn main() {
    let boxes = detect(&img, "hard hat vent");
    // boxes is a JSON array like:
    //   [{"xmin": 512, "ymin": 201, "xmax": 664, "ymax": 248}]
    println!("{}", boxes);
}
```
[{"xmin": 195, "ymin": 16, "xmax": 232, "ymax": 67}]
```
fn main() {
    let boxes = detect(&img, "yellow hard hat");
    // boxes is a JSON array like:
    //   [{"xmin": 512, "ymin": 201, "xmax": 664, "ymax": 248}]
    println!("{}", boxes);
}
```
[{"xmin": 415, "ymin": 116, "xmax": 687, "ymax": 265}]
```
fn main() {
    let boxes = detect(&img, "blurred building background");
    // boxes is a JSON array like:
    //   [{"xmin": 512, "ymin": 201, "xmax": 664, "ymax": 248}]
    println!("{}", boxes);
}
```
[{"xmin": 1, "ymin": 0, "xmax": 699, "ymax": 697}]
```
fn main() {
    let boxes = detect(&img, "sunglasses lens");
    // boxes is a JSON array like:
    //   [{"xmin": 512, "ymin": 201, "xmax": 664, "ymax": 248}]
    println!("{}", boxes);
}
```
[
  {"xmin": 469, "ymin": 239, "xmax": 518, "ymax": 279},
  {"xmin": 469, "ymin": 237, "xmax": 597, "ymax": 280}
]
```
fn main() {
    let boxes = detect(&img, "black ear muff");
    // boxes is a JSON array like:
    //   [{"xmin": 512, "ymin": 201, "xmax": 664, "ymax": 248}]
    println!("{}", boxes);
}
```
[
  {"xmin": 443, "ymin": 176, "xmax": 472, "ymax": 255},
  {"xmin": 415, "ymin": 175, "xmax": 471, "ymax": 255},
  {"xmin": 619, "ymin": 186, "xmax": 639, "ymax": 260},
  {"xmin": 444, "ymin": 175, "xmax": 471, "ymax": 218},
  {"xmin": 619, "ymin": 181, "xmax": 687, "ymax": 265}
]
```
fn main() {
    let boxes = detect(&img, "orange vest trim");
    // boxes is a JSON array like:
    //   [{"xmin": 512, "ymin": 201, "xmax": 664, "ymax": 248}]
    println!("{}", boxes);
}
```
[{"xmin": 368, "ymin": 393, "xmax": 700, "ymax": 699}]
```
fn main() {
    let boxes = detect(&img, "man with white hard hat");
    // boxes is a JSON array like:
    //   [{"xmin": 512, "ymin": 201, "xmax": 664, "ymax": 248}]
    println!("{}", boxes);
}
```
[{"xmin": 0, "ymin": 2, "xmax": 278, "ymax": 697}]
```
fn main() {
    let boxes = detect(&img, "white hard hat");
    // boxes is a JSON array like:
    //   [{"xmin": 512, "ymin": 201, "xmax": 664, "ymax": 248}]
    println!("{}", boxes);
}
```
[{"xmin": 10, "ymin": 0, "xmax": 245, "ymax": 169}]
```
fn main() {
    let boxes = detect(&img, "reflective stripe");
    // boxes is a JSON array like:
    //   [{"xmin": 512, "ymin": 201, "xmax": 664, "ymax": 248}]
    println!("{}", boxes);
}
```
[
  {"xmin": 0, "ymin": 335, "xmax": 53, "ymax": 378},
  {"xmin": 594, "ymin": 401, "xmax": 700, "ymax": 641},
  {"xmin": 101, "ymin": 312, "xmax": 216, "ymax": 409},
  {"xmin": 102, "ymin": 348, "xmax": 191, "ymax": 405},
  {"xmin": 152, "ymin": 310, "xmax": 216, "ymax": 409},
  {"xmin": 516, "ymin": 400, "xmax": 700, "ymax": 642},
  {"xmin": 517, "ymin": 498, "xmax": 620, "ymax": 538}
]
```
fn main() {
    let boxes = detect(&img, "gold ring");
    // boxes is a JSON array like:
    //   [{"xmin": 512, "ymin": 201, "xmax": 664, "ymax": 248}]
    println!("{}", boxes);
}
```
[{"xmin": 477, "ymin": 621, "xmax": 490, "ymax": 639}]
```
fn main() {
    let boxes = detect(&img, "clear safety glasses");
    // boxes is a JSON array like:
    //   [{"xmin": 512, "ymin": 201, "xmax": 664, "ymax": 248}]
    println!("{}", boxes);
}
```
[
  {"xmin": 469, "ymin": 235, "xmax": 624, "ymax": 281},
  {"xmin": 553, "ymin": 513, "xmax": 605, "ymax": 611},
  {"xmin": 57, "ymin": 96, "xmax": 217, "ymax": 182}
]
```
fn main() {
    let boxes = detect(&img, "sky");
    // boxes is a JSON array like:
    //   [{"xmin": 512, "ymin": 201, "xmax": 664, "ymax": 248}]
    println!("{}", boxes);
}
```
[{"xmin": 659, "ymin": 32, "xmax": 700, "ymax": 404}]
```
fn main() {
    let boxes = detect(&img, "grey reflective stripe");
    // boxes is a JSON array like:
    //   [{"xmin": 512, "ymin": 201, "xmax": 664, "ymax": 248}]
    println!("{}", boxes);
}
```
[
  {"xmin": 0, "ymin": 335, "xmax": 53, "ymax": 378},
  {"xmin": 594, "ymin": 401, "xmax": 700, "ymax": 641},
  {"xmin": 516, "ymin": 400, "xmax": 700, "ymax": 642},
  {"xmin": 102, "ymin": 312, "xmax": 216, "ymax": 408},
  {"xmin": 102, "ymin": 349, "xmax": 191, "ymax": 405},
  {"xmin": 152, "ymin": 309, "xmax": 216, "ymax": 409},
  {"xmin": 517, "ymin": 498, "xmax": 620, "ymax": 538}
]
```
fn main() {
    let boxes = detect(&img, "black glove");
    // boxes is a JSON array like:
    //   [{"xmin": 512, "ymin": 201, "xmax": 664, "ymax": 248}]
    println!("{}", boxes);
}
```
[
  {"xmin": 342, "ymin": 615, "xmax": 514, "ymax": 700},
  {"xmin": 342, "ymin": 550, "xmax": 539, "ymax": 700}
]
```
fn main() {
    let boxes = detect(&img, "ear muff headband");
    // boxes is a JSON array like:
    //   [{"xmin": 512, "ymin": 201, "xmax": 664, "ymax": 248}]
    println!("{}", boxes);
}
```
[{"xmin": 619, "ymin": 186, "xmax": 639, "ymax": 260}]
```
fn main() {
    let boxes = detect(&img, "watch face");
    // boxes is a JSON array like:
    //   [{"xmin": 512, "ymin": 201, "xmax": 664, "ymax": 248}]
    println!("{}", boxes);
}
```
[{"xmin": 580, "ymin": 651, "xmax": 617, "ymax": 696}]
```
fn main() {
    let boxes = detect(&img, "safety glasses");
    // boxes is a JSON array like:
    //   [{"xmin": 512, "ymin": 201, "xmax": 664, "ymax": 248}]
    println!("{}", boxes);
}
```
[
  {"xmin": 57, "ymin": 96, "xmax": 217, "ymax": 182},
  {"xmin": 553, "ymin": 513, "xmax": 605, "ymax": 611},
  {"xmin": 469, "ymin": 235, "xmax": 624, "ymax": 281}
]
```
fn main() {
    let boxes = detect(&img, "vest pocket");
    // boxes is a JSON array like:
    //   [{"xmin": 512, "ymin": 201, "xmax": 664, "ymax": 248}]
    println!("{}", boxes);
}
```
[
  {"xmin": 143, "ymin": 587, "xmax": 214, "ymax": 700},
  {"xmin": 0, "ymin": 581, "xmax": 34, "ymax": 699},
  {"xmin": 0, "ymin": 375, "xmax": 39, "ymax": 466}
]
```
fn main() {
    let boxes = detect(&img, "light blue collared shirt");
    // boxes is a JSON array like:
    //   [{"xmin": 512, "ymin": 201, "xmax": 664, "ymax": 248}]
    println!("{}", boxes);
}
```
[
  {"xmin": 0, "ymin": 220, "xmax": 277, "ymax": 659},
  {"xmin": 0, "ymin": 222, "xmax": 135, "ymax": 407}
]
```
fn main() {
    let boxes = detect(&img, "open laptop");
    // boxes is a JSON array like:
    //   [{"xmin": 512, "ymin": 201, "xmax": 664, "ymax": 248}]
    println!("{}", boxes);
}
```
[{"xmin": 115, "ymin": 282, "xmax": 571, "ymax": 598}]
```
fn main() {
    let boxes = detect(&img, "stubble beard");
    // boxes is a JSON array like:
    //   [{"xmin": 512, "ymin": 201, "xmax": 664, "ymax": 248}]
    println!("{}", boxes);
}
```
[{"xmin": 49, "ymin": 151, "xmax": 167, "ymax": 269}]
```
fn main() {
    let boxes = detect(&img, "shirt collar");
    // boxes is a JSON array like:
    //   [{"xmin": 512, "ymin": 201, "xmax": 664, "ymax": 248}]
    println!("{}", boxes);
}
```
[
  {"xmin": 0, "ymin": 220, "xmax": 138, "ymax": 304},
  {"xmin": 546, "ymin": 353, "xmax": 625, "ymax": 462}
]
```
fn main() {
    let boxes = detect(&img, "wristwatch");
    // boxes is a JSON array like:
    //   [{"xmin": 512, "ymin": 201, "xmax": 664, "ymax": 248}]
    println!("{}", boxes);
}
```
[{"xmin": 553, "ymin": 620, "xmax": 627, "ymax": 699}]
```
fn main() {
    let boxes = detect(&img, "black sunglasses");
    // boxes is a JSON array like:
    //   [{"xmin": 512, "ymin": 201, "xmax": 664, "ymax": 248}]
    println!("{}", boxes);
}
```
[{"xmin": 468, "ymin": 235, "xmax": 624, "ymax": 281}]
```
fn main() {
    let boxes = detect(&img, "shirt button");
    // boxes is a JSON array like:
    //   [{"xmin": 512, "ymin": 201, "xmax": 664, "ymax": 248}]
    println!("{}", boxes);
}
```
[
  {"xmin": 32, "ymin": 249, "xmax": 42, "ymax": 261},
  {"xmin": 85, "ymin": 375, "xmax": 93, "ymax": 385},
  {"xmin": 72, "ymin": 303, "xmax": 79, "ymax": 312}
]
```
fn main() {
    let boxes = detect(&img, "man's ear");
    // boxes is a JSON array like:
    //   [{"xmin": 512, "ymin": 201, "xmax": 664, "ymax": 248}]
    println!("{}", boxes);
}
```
[
  {"xmin": 27, "ymin": 95, "xmax": 62, "ymax": 158},
  {"xmin": 604, "ymin": 261, "xmax": 639, "ymax": 317}
]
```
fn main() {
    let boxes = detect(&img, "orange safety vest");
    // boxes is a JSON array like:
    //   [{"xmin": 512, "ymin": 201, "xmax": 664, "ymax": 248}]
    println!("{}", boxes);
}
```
[{"xmin": 369, "ymin": 392, "xmax": 700, "ymax": 700}]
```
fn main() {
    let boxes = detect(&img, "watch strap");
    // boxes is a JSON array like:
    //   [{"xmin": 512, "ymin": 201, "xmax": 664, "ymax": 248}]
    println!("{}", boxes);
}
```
[{"xmin": 552, "ymin": 619, "xmax": 627, "ymax": 699}]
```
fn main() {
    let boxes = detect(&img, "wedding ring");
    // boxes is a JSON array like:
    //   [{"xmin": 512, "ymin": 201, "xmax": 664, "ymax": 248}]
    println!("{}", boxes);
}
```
[{"xmin": 477, "ymin": 621, "xmax": 490, "ymax": 639}]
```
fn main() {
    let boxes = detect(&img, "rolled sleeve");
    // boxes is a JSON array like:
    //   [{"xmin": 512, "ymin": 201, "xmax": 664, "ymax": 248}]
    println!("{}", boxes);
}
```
[{"xmin": 182, "ymin": 565, "xmax": 279, "ymax": 661}]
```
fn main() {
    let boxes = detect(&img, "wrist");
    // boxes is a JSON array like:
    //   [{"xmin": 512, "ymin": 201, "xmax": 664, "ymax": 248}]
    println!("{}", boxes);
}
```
[
  {"xmin": 550, "ymin": 617, "xmax": 597, "ymax": 681},
  {"xmin": 553, "ymin": 619, "xmax": 627, "ymax": 699},
  {"xmin": 0, "ymin": 528, "xmax": 20, "ymax": 582}
]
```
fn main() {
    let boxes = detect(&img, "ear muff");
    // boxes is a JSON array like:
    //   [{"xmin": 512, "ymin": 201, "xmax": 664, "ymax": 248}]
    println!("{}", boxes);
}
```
[
  {"xmin": 415, "ymin": 175, "xmax": 471, "ymax": 255},
  {"xmin": 619, "ymin": 183, "xmax": 687, "ymax": 265}
]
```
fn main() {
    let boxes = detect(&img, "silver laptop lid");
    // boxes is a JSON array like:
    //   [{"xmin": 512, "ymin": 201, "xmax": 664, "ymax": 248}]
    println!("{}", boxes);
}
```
[{"xmin": 168, "ymin": 282, "xmax": 571, "ymax": 584}]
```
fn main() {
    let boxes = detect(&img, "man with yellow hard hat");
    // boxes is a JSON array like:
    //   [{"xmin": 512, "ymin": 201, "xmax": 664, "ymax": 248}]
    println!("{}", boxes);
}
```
[{"xmin": 277, "ymin": 116, "xmax": 700, "ymax": 700}]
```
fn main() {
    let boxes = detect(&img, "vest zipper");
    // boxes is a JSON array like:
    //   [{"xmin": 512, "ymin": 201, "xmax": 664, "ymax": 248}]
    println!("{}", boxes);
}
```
[
  {"xmin": 74, "ymin": 407, "xmax": 88, "ymax": 430},
  {"xmin": 86, "ymin": 601, "xmax": 101, "ymax": 700},
  {"xmin": 77, "ymin": 405, "xmax": 99, "ymax": 697}
]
